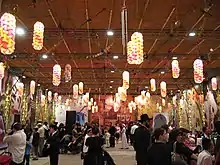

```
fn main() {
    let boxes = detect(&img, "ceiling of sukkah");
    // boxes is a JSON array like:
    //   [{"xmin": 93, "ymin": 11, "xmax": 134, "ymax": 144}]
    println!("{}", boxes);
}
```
[{"xmin": 1, "ymin": 0, "xmax": 220, "ymax": 95}]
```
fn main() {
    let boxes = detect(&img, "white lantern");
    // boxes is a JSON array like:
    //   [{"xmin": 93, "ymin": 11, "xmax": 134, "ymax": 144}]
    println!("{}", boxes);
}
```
[
  {"xmin": 58, "ymin": 96, "xmax": 62, "ymax": 104},
  {"xmin": 160, "ymin": 81, "xmax": 167, "ymax": 97},
  {"xmin": 0, "ymin": 63, "xmax": 5, "ymax": 80},
  {"xmin": 146, "ymin": 92, "xmax": 151, "ymax": 102},
  {"xmin": 64, "ymin": 64, "xmax": 71, "ymax": 82},
  {"xmin": 88, "ymin": 101, "xmax": 92, "ymax": 110},
  {"xmin": 30, "ymin": 80, "xmax": 36, "ymax": 95},
  {"xmin": 193, "ymin": 59, "xmax": 203, "ymax": 84},
  {"xmin": 79, "ymin": 82, "xmax": 84, "ymax": 94},
  {"xmin": 73, "ymin": 84, "xmax": 79, "ymax": 99},
  {"xmin": 171, "ymin": 60, "xmax": 180, "ymax": 78},
  {"xmin": 150, "ymin": 79, "xmax": 156, "ymax": 92},
  {"xmin": 162, "ymin": 98, "xmax": 166, "ymax": 107},
  {"xmin": 41, "ymin": 94, "xmax": 46, "ymax": 106},
  {"xmin": 52, "ymin": 64, "xmax": 61, "ymax": 86},
  {"xmin": 211, "ymin": 77, "xmax": 218, "ymax": 91},
  {"xmin": 48, "ymin": 91, "xmax": 52, "ymax": 102},
  {"xmin": 16, "ymin": 82, "xmax": 24, "ymax": 96},
  {"xmin": 122, "ymin": 71, "xmax": 129, "ymax": 89}
]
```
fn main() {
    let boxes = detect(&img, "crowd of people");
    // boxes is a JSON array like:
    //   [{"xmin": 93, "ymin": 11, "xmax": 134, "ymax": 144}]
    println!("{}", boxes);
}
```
[{"xmin": 3, "ymin": 115, "xmax": 220, "ymax": 165}]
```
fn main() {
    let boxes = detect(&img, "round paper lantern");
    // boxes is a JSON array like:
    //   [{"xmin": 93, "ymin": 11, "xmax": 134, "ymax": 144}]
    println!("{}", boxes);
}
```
[
  {"xmin": 41, "ymin": 94, "xmax": 46, "ymax": 106},
  {"xmin": 211, "ymin": 77, "xmax": 218, "ymax": 90},
  {"xmin": 193, "ymin": 59, "xmax": 203, "ymax": 84},
  {"xmin": 16, "ymin": 82, "xmax": 24, "ymax": 96},
  {"xmin": 118, "ymin": 87, "xmax": 127, "ymax": 101},
  {"xmin": 30, "ymin": 80, "xmax": 36, "ymax": 95},
  {"xmin": 52, "ymin": 64, "xmax": 61, "ymax": 86},
  {"xmin": 0, "ymin": 63, "xmax": 5, "ymax": 80},
  {"xmin": 48, "ymin": 91, "xmax": 52, "ymax": 102},
  {"xmin": 160, "ymin": 81, "xmax": 167, "ymax": 97},
  {"xmin": 79, "ymin": 82, "xmax": 84, "ymax": 94},
  {"xmin": 122, "ymin": 71, "xmax": 129, "ymax": 89},
  {"xmin": 150, "ymin": 79, "xmax": 156, "ymax": 92},
  {"xmin": 64, "ymin": 64, "xmax": 71, "ymax": 82},
  {"xmin": 171, "ymin": 60, "xmax": 180, "ymax": 78},
  {"xmin": 0, "ymin": 13, "xmax": 16, "ymax": 55},
  {"xmin": 73, "ymin": 84, "xmax": 78, "ymax": 99},
  {"xmin": 32, "ymin": 21, "xmax": 44, "ymax": 50}
]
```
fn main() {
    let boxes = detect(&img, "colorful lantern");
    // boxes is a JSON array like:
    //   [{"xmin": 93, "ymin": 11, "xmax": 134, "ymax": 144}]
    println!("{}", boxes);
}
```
[
  {"xmin": 52, "ymin": 64, "xmax": 61, "ymax": 86},
  {"xmin": 41, "ymin": 94, "xmax": 46, "ymax": 106},
  {"xmin": 79, "ymin": 82, "xmax": 84, "ymax": 94},
  {"xmin": 211, "ymin": 77, "xmax": 218, "ymax": 91},
  {"xmin": 0, "ymin": 63, "xmax": 5, "ymax": 80},
  {"xmin": 127, "ymin": 32, "xmax": 144, "ymax": 65},
  {"xmin": 160, "ymin": 81, "xmax": 167, "ymax": 97},
  {"xmin": 16, "ymin": 82, "xmax": 24, "ymax": 96},
  {"xmin": 73, "ymin": 84, "xmax": 78, "ymax": 99},
  {"xmin": 32, "ymin": 21, "xmax": 44, "ymax": 50},
  {"xmin": 150, "ymin": 79, "xmax": 156, "ymax": 92},
  {"xmin": 171, "ymin": 60, "xmax": 180, "ymax": 78},
  {"xmin": 122, "ymin": 71, "xmax": 129, "ymax": 89},
  {"xmin": 118, "ymin": 87, "xmax": 127, "ymax": 101},
  {"xmin": 30, "ymin": 80, "xmax": 36, "ymax": 95},
  {"xmin": 193, "ymin": 59, "xmax": 203, "ymax": 84},
  {"xmin": 64, "ymin": 64, "xmax": 71, "ymax": 82},
  {"xmin": 48, "ymin": 91, "xmax": 52, "ymax": 102},
  {"xmin": 0, "ymin": 13, "xmax": 16, "ymax": 55}
]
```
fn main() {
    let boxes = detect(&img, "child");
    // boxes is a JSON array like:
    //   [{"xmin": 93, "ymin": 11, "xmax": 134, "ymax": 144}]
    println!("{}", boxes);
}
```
[{"xmin": 105, "ymin": 130, "xmax": 110, "ymax": 148}]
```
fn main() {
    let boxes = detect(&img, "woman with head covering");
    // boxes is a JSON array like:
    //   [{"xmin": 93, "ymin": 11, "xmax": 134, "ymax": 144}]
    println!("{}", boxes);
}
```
[{"xmin": 121, "ymin": 124, "xmax": 129, "ymax": 149}]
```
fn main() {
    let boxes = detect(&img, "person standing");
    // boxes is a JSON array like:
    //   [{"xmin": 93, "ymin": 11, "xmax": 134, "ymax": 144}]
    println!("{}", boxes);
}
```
[
  {"xmin": 3, "ymin": 123, "xmax": 26, "ymax": 165},
  {"xmin": 38, "ymin": 123, "xmax": 45, "ymax": 157},
  {"xmin": 130, "ymin": 122, "xmax": 139, "ymax": 146},
  {"xmin": 32, "ymin": 126, "xmax": 40, "ymax": 160},
  {"xmin": 121, "ymin": 124, "xmax": 129, "ymax": 149},
  {"xmin": 24, "ymin": 130, "xmax": 32, "ymax": 165},
  {"xmin": 134, "ymin": 114, "xmax": 151, "ymax": 165},
  {"xmin": 197, "ymin": 138, "xmax": 213, "ymax": 165},
  {"xmin": 108, "ymin": 123, "xmax": 116, "ymax": 148}
]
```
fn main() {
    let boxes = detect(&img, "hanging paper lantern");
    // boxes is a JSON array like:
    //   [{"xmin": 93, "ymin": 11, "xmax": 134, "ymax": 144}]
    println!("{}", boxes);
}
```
[
  {"xmin": 52, "ymin": 64, "xmax": 61, "ymax": 86},
  {"xmin": 79, "ymin": 82, "xmax": 84, "ymax": 94},
  {"xmin": 160, "ymin": 81, "xmax": 167, "ymax": 97},
  {"xmin": 128, "ymin": 101, "xmax": 136, "ymax": 113},
  {"xmin": 127, "ymin": 32, "xmax": 144, "ymax": 65},
  {"xmin": 88, "ymin": 101, "xmax": 92, "ymax": 110},
  {"xmin": 146, "ymin": 92, "xmax": 151, "ymax": 102},
  {"xmin": 32, "ymin": 21, "xmax": 44, "ymax": 50},
  {"xmin": 172, "ymin": 95, "xmax": 177, "ymax": 106},
  {"xmin": 118, "ymin": 87, "xmax": 127, "ymax": 101},
  {"xmin": 73, "ymin": 84, "xmax": 78, "ymax": 99},
  {"xmin": 48, "ymin": 91, "xmax": 52, "ymax": 102},
  {"xmin": 54, "ymin": 93, "xmax": 58, "ymax": 101},
  {"xmin": 0, "ymin": 63, "xmax": 5, "ymax": 80},
  {"xmin": 162, "ymin": 98, "xmax": 166, "ymax": 107},
  {"xmin": 41, "ymin": 95, "xmax": 46, "ymax": 106},
  {"xmin": 58, "ymin": 96, "xmax": 62, "ymax": 104},
  {"xmin": 29, "ymin": 80, "xmax": 36, "ymax": 95},
  {"xmin": 150, "ymin": 79, "xmax": 156, "ymax": 92},
  {"xmin": 122, "ymin": 71, "xmax": 129, "ymax": 89},
  {"xmin": 16, "ymin": 82, "xmax": 24, "ymax": 96},
  {"xmin": 92, "ymin": 106, "xmax": 95, "ymax": 113},
  {"xmin": 114, "ymin": 102, "xmax": 120, "ymax": 112},
  {"xmin": 193, "ymin": 59, "xmax": 203, "ymax": 84},
  {"xmin": 64, "ymin": 64, "xmax": 71, "ymax": 82},
  {"xmin": 171, "ymin": 60, "xmax": 180, "ymax": 78},
  {"xmin": 0, "ymin": 13, "xmax": 16, "ymax": 55},
  {"xmin": 211, "ymin": 77, "xmax": 218, "ymax": 91}
]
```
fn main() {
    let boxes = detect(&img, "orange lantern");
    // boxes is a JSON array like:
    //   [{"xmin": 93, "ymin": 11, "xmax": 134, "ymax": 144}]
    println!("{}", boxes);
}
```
[
  {"xmin": 73, "ymin": 84, "xmax": 78, "ymax": 99},
  {"xmin": 150, "ymin": 79, "xmax": 156, "ymax": 92},
  {"xmin": 171, "ymin": 60, "xmax": 180, "ymax": 78},
  {"xmin": 16, "ymin": 82, "xmax": 24, "ymax": 96},
  {"xmin": 30, "ymin": 80, "xmax": 36, "ymax": 95},
  {"xmin": 52, "ymin": 64, "xmax": 61, "ymax": 86},
  {"xmin": 122, "ymin": 71, "xmax": 129, "ymax": 89},
  {"xmin": 0, "ymin": 13, "xmax": 16, "ymax": 55},
  {"xmin": 79, "ymin": 82, "xmax": 84, "ymax": 94},
  {"xmin": 41, "ymin": 94, "xmax": 46, "ymax": 106},
  {"xmin": 48, "ymin": 91, "xmax": 52, "ymax": 102},
  {"xmin": 0, "ymin": 63, "xmax": 5, "ymax": 80},
  {"xmin": 160, "ymin": 81, "xmax": 167, "ymax": 97},
  {"xmin": 32, "ymin": 21, "xmax": 44, "ymax": 50},
  {"xmin": 211, "ymin": 77, "xmax": 217, "ymax": 91},
  {"xmin": 64, "ymin": 64, "xmax": 71, "ymax": 82},
  {"xmin": 193, "ymin": 59, "xmax": 203, "ymax": 84}
]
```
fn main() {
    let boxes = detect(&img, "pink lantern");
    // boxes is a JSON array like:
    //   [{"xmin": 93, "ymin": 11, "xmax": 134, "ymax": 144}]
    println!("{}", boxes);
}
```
[
  {"xmin": 78, "ymin": 82, "xmax": 84, "ymax": 94},
  {"xmin": 150, "ymin": 79, "xmax": 156, "ymax": 92},
  {"xmin": 0, "ymin": 63, "xmax": 5, "ymax": 80},
  {"xmin": 171, "ymin": 60, "xmax": 180, "ymax": 78},
  {"xmin": 160, "ymin": 81, "xmax": 167, "ymax": 97},
  {"xmin": 30, "ymin": 80, "xmax": 36, "ymax": 95},
  {"xmin": 48, "ymin": 91, "xmax": 52, "ymax": 102},
  {"xmin": 64, "ymin": 64, "xmax": 71, "ymax": 82},
  {"xmin": 73, "ymin": 84, "xmax": 78, "ymax": 99},
  {"xmin": 52, "ymin": 64, "xmax": 61, "ymax": 86},
  {"xmin": 211, "ymin": 77, "xmax": 217, "ymax": 90},
  {"xmin": 193, "ymin": 59, "xmax": 203, "ymax": 84},
  {"xmin": 32, "ymin": 21, "xmax": 44, "ymax": 50},
  {"xmin": 122, "ymin": 71, "xmax": 129, "ymax": 89}
]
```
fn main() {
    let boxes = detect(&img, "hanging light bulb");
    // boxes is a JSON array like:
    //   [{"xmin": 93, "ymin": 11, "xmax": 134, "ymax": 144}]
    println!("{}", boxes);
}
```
[
  {"xmin": 16, "ymin": 82, "xmax": 24, "ymax": 96},
  {"xmin": 32, "ymin": 21, "xmax": 44, "ymax": 50},
  {"xmin": 73, "ymin": 84, "xmax": 79, "ymax": 99},
  {"xmin": 52, "ymin": 64, "xmax": 61, "ymax": 86},
  {"xmin": 30, "ymin": 80, "xmax": 36, "ymax": 95},
  {"xmin": 150, "ymin": 79, "xmax": 156, "ymax": 92},
  {"xmin": 64, "ymin": 64, "xmax": 71, "ymax": 82},
  {"xmin": 48, "ymin": 91, "xmax": 52, "ymax": 102},
  {"xmin": 122, "ymin": 71, "xmax": 129, "ymax": 89},
  {"xmin": 160, "ymin": 81, "xmax": 167, "ymax": 98},
  {"xmin": 171, "ymin": 60, "xmax": 180, "ymax": 78},
  {"xmin": 79, "ymin": 82, "xmax": 84, "ymax": 94},
  {"xmin": 41, "ymin": 94, "xmax": 46, "ymax": 106},
  {"xmin": 211, "ymin": 77, "xmax": 218, "ymax": 91},
  {"xmin": 193, "ymin": 59, "xmax": 203, "ymax": 84},
  {"xmin": 0, "ymin": 63, "xmax": 5, "ymax": 80},
  {"xmin": 0, "ymin": 13, "xmax": 16, "ymax": 55}
]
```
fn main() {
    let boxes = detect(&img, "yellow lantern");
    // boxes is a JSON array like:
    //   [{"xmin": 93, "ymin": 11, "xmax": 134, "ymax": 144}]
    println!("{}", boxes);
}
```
[
  {"xmin": 48, "ymin": 91, "xmax": 52, "ymax": 102},
  {"xmin": 73, "ymin": 84, "xmax": 78, "ymax": 99},
  {"xmin": 150, "ymin": 79, "xmax": 156, "ymax": 92},
  {"xmin": 211, "ymin": 77, "xmax": 217, "ymax": 91},
  {"xmin": 32, "ymin": 21, "xmax": 44, "ymax": 50},
  {"xmin": 118, "ymin": 87, "xmax": 127, "ymax": 101},
  {"xmin": 193, "ymin": 59, "xmax": 203, "ymax": 84},
  {"xmin": 0, "ymin": 63, "xmax": 5, "ymax": 80},
  {"xmin": 160, "ymin": 81, "xmax": 167, "ymax": 97},
  {"xmin": 64, "ymin": 64, "xmax": 71, "ymax": 82},
  {"xmin": 79, "ymin": 82, "xmax": 84, "ymax": 94},
  {"xmin": 16, "ymin": 82, "xmax": 24, "ymax": 96},
  {"xmin": 171, "ymin": 60, "xmax": 180, "ymax": 78},
  {"xmin": 122, "ymin": 71, "xmax": 129, "ymax": 89},
  {"xmin": 30, "ymin": 80, "xmax": 35, "ymax": 95},
  {"xmin": 52, "ymin": 64, "xmax": 61, "ymax": 86},
  {"xmin": 41, "ymin": 94, "xmax": 46, "ymax": 106},
  {"xmin": 0, "ymin": 13, "xmax": 16, "ymax": 55}
]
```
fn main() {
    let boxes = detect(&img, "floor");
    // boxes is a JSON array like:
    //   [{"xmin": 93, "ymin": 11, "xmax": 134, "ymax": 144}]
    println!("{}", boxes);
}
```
[{"xmin": 31, "ymin": 144, "xmax": 136, "ymax": 165}]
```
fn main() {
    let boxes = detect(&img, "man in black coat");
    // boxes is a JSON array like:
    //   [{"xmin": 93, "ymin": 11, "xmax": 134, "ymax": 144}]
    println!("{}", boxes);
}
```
[
  {"xmin": 108, "ymin": 123, "xmax": 116, "ymax": 148},
  {"xmin": 133, "ymin": 114, "xmax": 152, "ymax": 165}
]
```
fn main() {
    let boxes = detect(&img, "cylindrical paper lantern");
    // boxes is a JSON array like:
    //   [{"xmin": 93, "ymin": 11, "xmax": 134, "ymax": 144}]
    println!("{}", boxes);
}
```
[
  {"xmin": 16, "ymin": 82, "xmax": 24, "ymax": 96},
  {"xmin": 150, "ymin": 79, "xmax": 156, "ymax": 92},
  {"xmin": 172, "ymin": 96, "xmax": 177, "ymax": 105},
  {"xmin": 0, "ymin": 13, "xmax": 16, "ymax": 55},
  {"xmin": 160, "ymin": 81, "xmax": 167, "ymax": 97},
  {"xmin": 0, "ymin": 63, "xmax": 5, "ymax": 80},
  {"xmin": 118, "ymin": 87, "xmax": 127, "ymax": 101},
  {"xmin": 48, "ymin": 91, "xmax": 52, "ymax": 102},
  {"xmin": 30, "ymin": 80, "xmax": 36, "ymax": 95},
  {"xmin": 52, "ymin": 64, "xmax": 61, "ymax": 86},
  {"xmin": 64, "ymin": 64, "xmax": 71, "ymax": 82},
  {"xmin": 193, "ymin": 59, "xmax": 203, "ymax": 84},
  {"xmin": 41, "ymin": 94, "xmax": 46, "ymax": 106},
  {"xmin": 73, "ymin": 84, "xmax": 78, "ymax": 99},
  {"xmin": 79, "ymin": 82, "xmax": 84, "ymax": 94},
  {"xmin": 171, "ymin": 60, "xmax": 180, "ymax": 78},
  {"xmin": 32, "ymin": 21, "xmax": 44, "ymax": 50},
  {"xmin": 146, "ymin": 92, "xmax": 151, "ymax": 102},
  {"xmin": 122, "ymin": 71, "xmax": 129, "ymax": 89},
  {"xmin": 211, "ymin": 77, "xmax": 218, "ymax": 91}
]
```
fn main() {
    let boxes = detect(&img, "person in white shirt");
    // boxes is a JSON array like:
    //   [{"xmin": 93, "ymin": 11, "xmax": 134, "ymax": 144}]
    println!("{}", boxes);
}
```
[
  {"xmin": 197, "ymin": 138, "xmax": 214, "ymax": 165},
  {"xmin": 130, "ymin": 122, "xmax": 138, "ymax": 146},
  {"xmin": 3, "ymin": 122, "xmax": 26, "ymax": 165},
  {"xmin": 37, "ymin": 123, "xmax": 45, "ymax": 157},
  {"xmin": 83, "ymin": 129, "xmax": 92, "ymax": 153}
]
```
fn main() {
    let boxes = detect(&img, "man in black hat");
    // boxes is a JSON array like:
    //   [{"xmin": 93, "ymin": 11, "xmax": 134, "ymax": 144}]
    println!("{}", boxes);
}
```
[{"xmin": 133, "ymin": 114, "xmax": 152, "ymax": 165}]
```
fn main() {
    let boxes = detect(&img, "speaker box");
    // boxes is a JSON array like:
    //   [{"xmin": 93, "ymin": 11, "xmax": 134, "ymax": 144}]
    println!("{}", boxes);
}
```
[{"xmin": 66, "ymin": 111, "xmax": 76, "ymax": 134}]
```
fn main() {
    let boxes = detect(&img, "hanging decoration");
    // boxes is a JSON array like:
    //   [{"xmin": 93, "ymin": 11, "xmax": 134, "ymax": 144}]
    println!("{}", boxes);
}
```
[
  {"xmin": 54, "ymin": 93, "xmax": 58, "ymax": 102},
  {"xmin": 146, "ymin": 91, "xmax": 151, "ymax": 102},
  {"xmin": 0, "ymin": 62, "xmax": 5, "ymax": 80},
  {"xmin": 32, "ymin": 21, "xmax": 44, "ymax": 50},
  {"xmin": 16, "ymin": 82, "xmax": 24, "ymax": 97},
  {"xmin": 88, "ymin": 101, "xmax": 92, "ymax": 110},
  {"xmin": 64, "ymin": 64, "xmax": 71, "ymax": 82},
  {"xmin": 58, "ymin": 96, "xmax": 62, "ymax": 104},
  {"xmin": 162, "ymin": 98, "xmax": 166, "ymax": 107},
  {"xmin": 0, "ymin": 13, "xmax": 16, "ymax": 55},
  {"xmin": 160, "ymin": 81, "xmax": 167, "ymax": 98},
  {"xmin": 121, "ymin": 1, "xmax": 128, "ymax": 55},
  {"xmin": 30, "ymin": 80, "xmax": 36, "ymax": 95},
  {"xmin": 150, "ymin": 79, "xmax": 156, "ymax": 92},
  {"xmin": 118, "ymin": 87, "xmax": 127, "ymax": 101},
  {"xmin": 52, "ymin": 64, "xmax": 61, "ymax": 86},
  {"xmin": 79, "ymin": 82, "xmax": 84, "ymax": 94},
  {"xmin": 48, "ymin": 91, "xmax": 52, "ymax": 102},
  {"xmin": 128, "ymin": 101, "xmax": 136, "ymax": 113},
  {"xmin": 211, "ymin": 77, "xmax": 218, "ymax": 91},
  {"xmin": 193, "ymin": 59, "xmax": 204, "ymax": 84},
  {"xmin": 122, "ymin": 71, "xmax": 129, "ymax": 89},
  {"xmin": 171, "ymin": 60, "xmax": 180, "ymax": 78},
  {"xmin": 73, "ymin": 84, "xmax": 79, "ymax": 99},
  {"xmin": 41, "ymin": 94, "xmax": 46, "ymax": 106}
]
